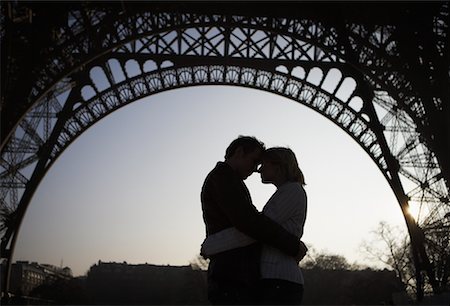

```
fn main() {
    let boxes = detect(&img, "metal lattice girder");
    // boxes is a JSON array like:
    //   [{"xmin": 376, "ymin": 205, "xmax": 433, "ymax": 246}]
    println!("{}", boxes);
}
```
[
  {"xmin": 1, "ymin": 1, "xmax": 449, "ymax": 298},
  {"xmin": 2, "ymin": 2, "xmax": 448, "ymax": 141}
]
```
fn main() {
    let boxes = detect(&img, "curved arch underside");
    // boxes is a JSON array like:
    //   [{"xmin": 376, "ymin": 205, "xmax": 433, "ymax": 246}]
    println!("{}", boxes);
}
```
[{"xmin": 1, "ymin": 2, "xmax": 449, "ymax": 295}]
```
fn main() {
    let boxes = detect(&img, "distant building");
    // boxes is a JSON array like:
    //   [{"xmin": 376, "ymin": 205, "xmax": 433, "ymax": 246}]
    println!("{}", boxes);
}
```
[
  {"xmin": 86, "ymin": 261, "xmax": 208, "ymax": 304},
  {"xmin": 9, "ymin": 261, "xmax": 73, "ymax": 296}
]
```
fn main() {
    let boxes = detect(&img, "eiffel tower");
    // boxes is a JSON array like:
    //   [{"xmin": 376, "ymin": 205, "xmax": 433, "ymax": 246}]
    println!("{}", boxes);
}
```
[{"xmin": 1, "ymin": 1, "xmax": 449, "ymax": 300}]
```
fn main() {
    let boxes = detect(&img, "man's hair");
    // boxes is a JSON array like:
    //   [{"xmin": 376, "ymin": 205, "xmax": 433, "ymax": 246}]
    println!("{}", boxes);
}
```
[{"xmin": 225, "ymin": 136, "xmax": 265, "ymax": 160}]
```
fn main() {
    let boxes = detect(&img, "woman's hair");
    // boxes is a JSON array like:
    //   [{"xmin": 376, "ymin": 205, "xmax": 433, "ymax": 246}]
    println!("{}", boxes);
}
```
[
  {"xmin": 262, "ymin": 147, "xmax": 306, "ymax": 185},
  {"xmin": 225, "ymin": 135, "xmax": 266, "ymax": 159}
]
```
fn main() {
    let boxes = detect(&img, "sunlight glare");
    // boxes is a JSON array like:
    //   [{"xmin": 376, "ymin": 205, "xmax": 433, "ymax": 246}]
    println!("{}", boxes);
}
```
[{"xmin": 406, "ymin": 202, "xmax": 427, "ymax": 222}]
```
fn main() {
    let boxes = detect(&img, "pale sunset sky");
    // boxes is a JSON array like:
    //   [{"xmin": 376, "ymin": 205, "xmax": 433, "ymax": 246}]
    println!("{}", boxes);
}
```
[{"xmin": 13, "ymin": 85, "xmax": 408, "ymax": 276}]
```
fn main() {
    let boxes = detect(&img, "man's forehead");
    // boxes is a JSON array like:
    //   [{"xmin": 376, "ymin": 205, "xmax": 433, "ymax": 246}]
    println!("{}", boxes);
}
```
[{"xmin": 248, "ymin": 148, "xmax": 263, "ymax": 157}]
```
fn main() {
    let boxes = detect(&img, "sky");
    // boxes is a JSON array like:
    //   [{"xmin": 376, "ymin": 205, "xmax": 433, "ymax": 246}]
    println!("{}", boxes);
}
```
[{"xmin": 13, "ymin": 85, "xmax": 409, "ymax": 276}]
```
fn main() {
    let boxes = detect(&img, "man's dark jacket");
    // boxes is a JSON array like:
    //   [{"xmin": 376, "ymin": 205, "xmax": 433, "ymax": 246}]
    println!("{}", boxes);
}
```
[{"xmin": 201, "ymin": 162, "xmax": 300, "ymax": 285}]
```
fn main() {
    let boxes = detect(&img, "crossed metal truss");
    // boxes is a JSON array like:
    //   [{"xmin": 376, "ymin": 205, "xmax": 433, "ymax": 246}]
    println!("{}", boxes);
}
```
[{"xmin": 1, "ymin": 1, "xmax": 449, "ymax": 298}]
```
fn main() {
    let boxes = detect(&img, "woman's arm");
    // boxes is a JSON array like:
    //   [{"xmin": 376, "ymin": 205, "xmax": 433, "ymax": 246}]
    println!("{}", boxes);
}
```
[{"xmin": 201, "ymin": 227, "xmax": 256, "ymax": 257}]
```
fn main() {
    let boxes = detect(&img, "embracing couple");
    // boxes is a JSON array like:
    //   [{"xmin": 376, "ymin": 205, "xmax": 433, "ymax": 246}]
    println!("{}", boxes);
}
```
[{"xmin": 200, "ymin": 136, "xmax": 308, "ymax": 305}]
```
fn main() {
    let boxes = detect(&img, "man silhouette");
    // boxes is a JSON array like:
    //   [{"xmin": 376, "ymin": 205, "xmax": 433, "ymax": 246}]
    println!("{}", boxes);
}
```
[{"xmin": 201, "ymin": 136, "xmax": 307, "ymax": 305}]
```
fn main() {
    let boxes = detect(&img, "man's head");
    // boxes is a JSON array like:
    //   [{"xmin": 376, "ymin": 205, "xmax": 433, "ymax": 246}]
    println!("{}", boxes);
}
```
[{"xmin": 225, "ymin": 136, "xmax": 265, "ymax": 179}]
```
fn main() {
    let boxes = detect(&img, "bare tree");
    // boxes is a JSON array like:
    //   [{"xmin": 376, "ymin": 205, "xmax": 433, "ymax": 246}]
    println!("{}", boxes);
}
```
[
  {"xmin": 299, "ymin": 246, "xmax": 352, "ymax": 270},
  {"xmin": 360, "ymin": 221, "xmax": 416, "ymax": 295}
]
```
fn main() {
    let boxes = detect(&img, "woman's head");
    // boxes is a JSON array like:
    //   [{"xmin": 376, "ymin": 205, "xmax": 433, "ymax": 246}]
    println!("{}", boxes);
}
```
[{"xmin": 260, "ymin": 147, "xmax": 306, "ymax": 186}]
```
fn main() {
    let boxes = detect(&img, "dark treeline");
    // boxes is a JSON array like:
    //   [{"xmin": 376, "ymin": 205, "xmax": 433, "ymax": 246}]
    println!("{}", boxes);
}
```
[
  {"xmin": 22, "ymin": 261, "xmax": 408, "ymax": 305},
  {"xmin": 302, "ymin": 267, "xmax": 405, "ymax": 305}
]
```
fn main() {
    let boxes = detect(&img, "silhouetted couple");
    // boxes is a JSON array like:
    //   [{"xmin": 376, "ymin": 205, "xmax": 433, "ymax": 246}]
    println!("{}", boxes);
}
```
[{"xmin": 201, "ymin": 136, "xmax": 308, "ymax": 305}]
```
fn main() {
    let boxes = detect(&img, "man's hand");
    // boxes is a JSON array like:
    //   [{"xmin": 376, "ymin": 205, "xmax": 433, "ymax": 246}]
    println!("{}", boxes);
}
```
[{"xmin": 295, "ymin": 240, "xmax": 308, "ymax": 263}]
